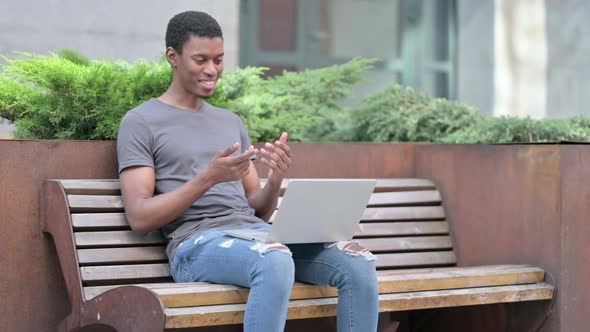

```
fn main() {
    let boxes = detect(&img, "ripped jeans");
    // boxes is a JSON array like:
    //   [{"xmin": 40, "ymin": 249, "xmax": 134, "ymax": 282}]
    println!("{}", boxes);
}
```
[{"xmin": 169, "ymin": 224, "xmax": 379, "ymax": 332}]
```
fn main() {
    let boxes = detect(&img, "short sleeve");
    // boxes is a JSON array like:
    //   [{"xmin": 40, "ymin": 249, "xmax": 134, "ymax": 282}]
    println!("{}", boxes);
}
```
[
  {"xmin": 238, "ymin": 118, "xmax": 257, "ymax": 161},
  {"xmin": 117, "ymin": 111, "xmax": 155, "ymax": 173}
]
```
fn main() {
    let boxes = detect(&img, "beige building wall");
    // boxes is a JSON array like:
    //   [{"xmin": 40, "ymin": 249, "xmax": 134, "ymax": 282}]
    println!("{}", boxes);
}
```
[{"xmin": 494, "ymin": 0, "xmax": 547, "ymax": 118}]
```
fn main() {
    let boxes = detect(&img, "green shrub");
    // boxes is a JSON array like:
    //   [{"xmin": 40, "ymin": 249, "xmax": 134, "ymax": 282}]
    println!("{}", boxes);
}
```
[
  {"xmin": 56, "ymin": 48, "xmax": 92, "ymax": 66},
  {"xmin": 345, "ymin": 84, "xmax": 481, "ymax": 142},
  {"xmin": 2, "ymin": 50, "xmax": 588, "ymax": 143},
  {"xmin": 0, "ymin": 51, "xmax": 372, "ymax": 141},
  {"xmin": 0, "ymin": 74, "xmax": 40, "ymax": 122},
  {"xmin": 339, "ymin": 83, "xmax": 590, "ymax": 143},
  {"xmin": 1, "ymin": 52, "xmax": 171, "ymax": 139},
  {"xmin": 228, "ymin": 58, "xmax": 376, "ymax": 142},
  {"xmin": 443, "ymin": 116, "xmax": 590, "ymax": 143}
]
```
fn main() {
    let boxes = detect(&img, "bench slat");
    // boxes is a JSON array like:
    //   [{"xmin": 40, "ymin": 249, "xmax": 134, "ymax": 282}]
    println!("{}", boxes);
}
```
[
  {"xmin": 72, "ymin": 222, "xmax": 450, "ymax": 249},
  {"xmin": 75, "ymin": 236, "xmax": 453, "ymax": 265},
  {"xmin": 378, "ymin": 282, "xmax": 554, "ymax": 311},
  {"xmin": 78, "ymin": 247, "xmax": 167, "ymax": 264},
  {"xmin": 357, "ymin": 221, "xmax": 449, "ymax": 236},
  {"xmin": 371, "ymin": 178, "xmax": 435, "ymax": 192},
  {"xmin": 361, "ymin": 206, "xmax": 444, "ymax": 221},
  {"xmin": 163, "ymin": 282, "xmax": 554, "ymax": 328},
  {"xmin": 367, "ymin": 190, "xmax": 441, "ymax": 206},
  {"xmin": 276, "ymin": 191, "xmax": 442, "ymax": 208},
  {"xmin": 70, "ymin": 206, "xmax": 446, "ymax": 232},
  {"xmin": 356, "ymin": 236, "xmax": 452, "ymax": 252},
  {"xmin": 75, "ymin": 231, "xmax": 165, "ymax": 247},
  {"xmin": 81, "ymin": 263, "xmax": 171, "ymax": 282},
  {"xmin": 68, "ymin": 195, "xmax": 123, "ymax": 212},
  {"xmin": 57, "ymin": 179, "xmax": 435, "ymax": 195},
  {"xmin": 58, "ymin": 179, "xmax": 121, "ymax": 195},
  {"xmin": 83, "ymin": 265, "xmax": 546, "ymax": 303},
  {"xmin": 72, "ymin": 213, "xmax": 129, "ymax": 229},
  {"xmin": 80, "ymin": 250, "xmax": 456, "ymax": 282},
  {"xmin": 69, "ymin": 205, "xmax": 446, "ymax": 227},
  {"xmin": 67, "ymin": 192, "xmax": 443, "ymax": 212},
  {"xmin": 375, "ymin": 251, "xmax": 456, "ymax": 269},
  {"xmin": 58, "ymin": 178, "xmax": 436, "ymax": 195}
]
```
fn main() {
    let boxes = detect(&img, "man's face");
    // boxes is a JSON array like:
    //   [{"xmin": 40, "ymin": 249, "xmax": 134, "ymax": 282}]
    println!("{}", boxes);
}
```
[{"xmin": 173, "ymin": 35, "xmax": 224, "ymax": 98}]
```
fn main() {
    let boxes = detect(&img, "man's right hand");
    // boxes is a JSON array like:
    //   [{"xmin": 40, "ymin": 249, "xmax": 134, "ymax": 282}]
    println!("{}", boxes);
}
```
[{"xmin": 204, "ymin": 143, "xmax": 258, "ymax": 184}]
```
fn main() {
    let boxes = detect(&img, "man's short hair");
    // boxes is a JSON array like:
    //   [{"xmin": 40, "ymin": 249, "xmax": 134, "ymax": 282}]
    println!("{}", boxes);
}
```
[{"xmin": 165, "ymin": 11, "xmax": 223, "ymax": 54}]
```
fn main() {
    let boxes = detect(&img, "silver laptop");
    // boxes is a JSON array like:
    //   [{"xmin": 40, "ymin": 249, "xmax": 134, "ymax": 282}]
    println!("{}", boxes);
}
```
[{"xmin": 223, "ymin": 179, "xmax": 376, "ymax": 243}]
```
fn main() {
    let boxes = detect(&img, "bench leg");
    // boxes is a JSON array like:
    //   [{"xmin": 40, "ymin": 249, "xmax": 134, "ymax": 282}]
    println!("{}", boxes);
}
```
[
  {"xmin": 73, "ymin": 286, "xmax": 166, "ymax": 332},
  {"xmin": 377, "ymin": 312, "xmax": 400, "ymax": 332}
]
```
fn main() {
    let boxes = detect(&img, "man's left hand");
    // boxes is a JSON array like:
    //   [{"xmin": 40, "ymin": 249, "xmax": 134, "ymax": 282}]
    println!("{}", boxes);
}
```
[{"xmin": 259, "ymin": 132, "xmax": 291, "ymax": 186}]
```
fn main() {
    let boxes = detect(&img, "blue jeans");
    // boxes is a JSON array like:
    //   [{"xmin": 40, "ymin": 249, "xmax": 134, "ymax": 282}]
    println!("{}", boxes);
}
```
[{"xmin": 170, "ymin": 225, "xmax": 379, "ymax": 332}]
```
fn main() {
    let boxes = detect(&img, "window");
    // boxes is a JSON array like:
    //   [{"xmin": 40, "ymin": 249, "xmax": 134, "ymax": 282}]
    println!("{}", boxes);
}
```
[{"xmin": 240, "ymin": 0, "xmax": 456, "ymax": 99}]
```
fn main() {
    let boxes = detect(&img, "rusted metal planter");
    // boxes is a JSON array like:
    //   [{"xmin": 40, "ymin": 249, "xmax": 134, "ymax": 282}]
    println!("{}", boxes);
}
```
[{"xmin": 1, "ymin": 140, "xmax": 588, "ymax": 331}]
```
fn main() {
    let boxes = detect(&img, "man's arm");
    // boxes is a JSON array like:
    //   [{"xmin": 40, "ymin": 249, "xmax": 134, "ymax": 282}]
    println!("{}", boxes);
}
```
[
  {"xmin": 120, "ymin": 143, "xmax": 256, "ymax": 235},
  {"xmin": 120, "ymin": 166, "xmax": 214, "ymax": 234},
  {"xmin": 244, "ymin": 133, "xmax": 292, "ymax": 221}
]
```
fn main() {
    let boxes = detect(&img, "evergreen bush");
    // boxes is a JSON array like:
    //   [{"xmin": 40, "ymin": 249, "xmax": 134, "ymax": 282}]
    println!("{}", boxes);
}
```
[
  {"xmin": 1, "ymin": 50, "xmax": 588, "ymax": 143},
  {"xmin": 345, "ymin": 85, "xmax": 481, "ymax": 142},
  {"xmin": 0, "ymin": 51, "xmax": 372, "ymax": 141},
  {"xmin": 343, "ymin": 84, "xmax": 590, "ymax": 143}
]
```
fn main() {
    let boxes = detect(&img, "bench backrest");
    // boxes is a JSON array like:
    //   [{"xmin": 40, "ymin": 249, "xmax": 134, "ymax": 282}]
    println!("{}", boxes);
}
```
[{"xmin": 46, "ymin": 178, "xmax": 455, "ymax": 301}]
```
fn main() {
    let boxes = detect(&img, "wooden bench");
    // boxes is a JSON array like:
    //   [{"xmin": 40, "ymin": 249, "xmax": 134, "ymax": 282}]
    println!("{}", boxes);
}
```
[{"xmin": 42, "ymin": 178, "xmax": 554, "ymax": 331}]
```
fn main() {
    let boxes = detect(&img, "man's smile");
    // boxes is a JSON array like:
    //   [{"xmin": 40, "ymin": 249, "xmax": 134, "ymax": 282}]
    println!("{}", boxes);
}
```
[{"xmin": 199, "ymin": 79, "xmax": 217, "ymax": 89}]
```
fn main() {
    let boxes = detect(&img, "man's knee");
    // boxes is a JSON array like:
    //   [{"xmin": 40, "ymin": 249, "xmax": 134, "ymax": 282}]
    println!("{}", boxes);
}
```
[
  {"xmin": 250, "ymin": 242, "xmax": 292, "ymax": 256},
  {"xmin": 325, "ymin": 240, "xmax": 376, "ymax": 261},
  {"xmin": 326, "ymin": 241, "xmax": 378, "ymax": 290},
  {"xmin": 251, "ymin": 243, "xmax": 295, "ymax": 286}
]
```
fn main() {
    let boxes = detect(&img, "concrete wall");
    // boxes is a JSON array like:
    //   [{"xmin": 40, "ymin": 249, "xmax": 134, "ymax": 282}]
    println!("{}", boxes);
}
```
[
  {"xmin": 456, "ymin": 0, "xmax": 496, "ymax": 116},
  {"xmin": 0, "ymin": 0, "xmax": 240, "ymax": 68},
  {"xmin": 546, "ymin": 0, "xmax": 590, "ymax": 118}
]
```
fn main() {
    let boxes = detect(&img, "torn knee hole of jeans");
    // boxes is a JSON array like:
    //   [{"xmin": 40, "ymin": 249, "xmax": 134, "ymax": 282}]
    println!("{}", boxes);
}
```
[
  {"xmin": 250, "ymin": 242, "xmax": 292, "ymax": 256},
  {"xmin": 325, "ymin": 240, "xmax": 376, "ymax": 261}
]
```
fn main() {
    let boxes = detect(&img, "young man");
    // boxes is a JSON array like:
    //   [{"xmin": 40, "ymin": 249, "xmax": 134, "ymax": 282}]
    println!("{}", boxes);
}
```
[{"xmin": 117, "ymin": 11, "xmax": 378, "ymax": 332}]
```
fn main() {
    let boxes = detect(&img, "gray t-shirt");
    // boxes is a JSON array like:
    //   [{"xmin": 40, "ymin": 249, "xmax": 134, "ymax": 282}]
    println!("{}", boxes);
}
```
[{"xmin": 117, "ymin": 98, "xmax": 265, "ymax": 258}]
